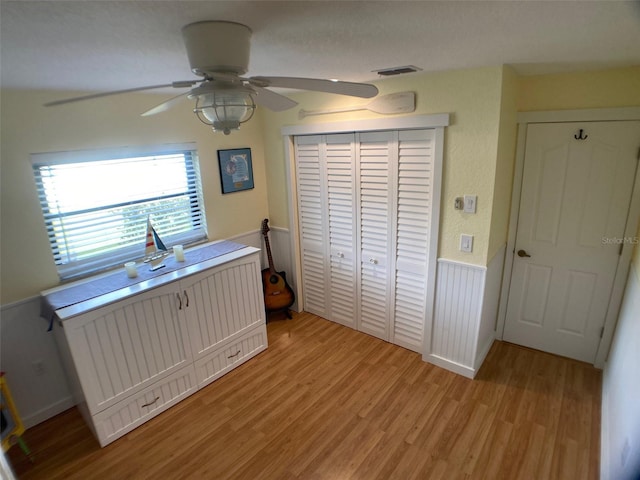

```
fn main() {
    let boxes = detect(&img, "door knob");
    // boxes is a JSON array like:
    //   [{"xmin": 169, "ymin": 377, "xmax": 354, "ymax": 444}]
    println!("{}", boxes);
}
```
[{"xmin": 517, "ymin": 249, "xmax": 531, "ymax": 258}]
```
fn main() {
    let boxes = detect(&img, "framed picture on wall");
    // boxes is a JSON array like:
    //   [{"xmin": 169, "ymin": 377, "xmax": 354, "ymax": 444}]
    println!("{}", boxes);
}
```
[{"xmin": 217, "ymin": 148, "xmax": 254, "ymax": 194}]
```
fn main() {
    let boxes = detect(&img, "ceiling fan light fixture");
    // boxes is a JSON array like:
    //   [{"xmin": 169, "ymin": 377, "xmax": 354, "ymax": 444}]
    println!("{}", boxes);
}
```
[{"xmin": 191, "ymin": 86, "xmax": 255, "ymax": 135}]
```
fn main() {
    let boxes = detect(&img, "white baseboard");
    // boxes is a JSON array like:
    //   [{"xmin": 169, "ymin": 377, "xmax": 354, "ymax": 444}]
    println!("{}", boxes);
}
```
[
  {"xmin": 22, "ymin": 396, "xmax": 75, "ymax": 429},
  {"xmin": 427, "ymin": 354, "xmax": 476, "ymax": 379}
]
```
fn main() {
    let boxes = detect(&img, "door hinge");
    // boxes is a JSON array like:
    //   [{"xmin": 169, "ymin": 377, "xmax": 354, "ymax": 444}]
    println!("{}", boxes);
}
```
[
  {"xmin": 619, "ymin": 242, "xmax": 624, "ymax": 255},
  {"xmin": 600, "ymin": 326, "xmax": 605, "ymax": 338}
]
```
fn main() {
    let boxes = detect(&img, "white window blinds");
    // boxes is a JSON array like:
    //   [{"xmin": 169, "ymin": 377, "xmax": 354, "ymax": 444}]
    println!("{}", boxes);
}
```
[{"xmin": 31, "ymin": 144, "xmax": 207, "ymax": 280}]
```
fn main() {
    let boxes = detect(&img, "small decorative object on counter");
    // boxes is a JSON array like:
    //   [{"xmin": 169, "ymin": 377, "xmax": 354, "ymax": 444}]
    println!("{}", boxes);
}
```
[
  {"xmin": 143, "ymin": 217, "xmax": 169, "ymax": 271},
  {"xmin": 173, "ymin": 244, "xmax": 185, "ymax": 262},
  {"xmin": 124, "ymin": 262, "xmax": 138, "ymax": 278}
]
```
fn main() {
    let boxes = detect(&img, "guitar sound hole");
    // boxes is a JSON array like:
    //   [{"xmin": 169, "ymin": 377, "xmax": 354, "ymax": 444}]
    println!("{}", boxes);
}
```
[{"xmin": 269, "ymin": 275, "xmax": 279, "ymax": 285}]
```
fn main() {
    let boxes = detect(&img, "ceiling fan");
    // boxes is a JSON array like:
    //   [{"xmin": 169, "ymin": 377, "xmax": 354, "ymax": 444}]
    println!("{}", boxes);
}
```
[{"xmin": 44, "ymin": 21, "xmax": 379, "ymax": 134}]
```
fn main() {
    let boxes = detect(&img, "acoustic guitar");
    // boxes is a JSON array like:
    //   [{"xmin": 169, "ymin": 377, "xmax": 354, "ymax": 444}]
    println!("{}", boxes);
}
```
[{"xmin": 260, "ymin": 219, "xmax": 295, "ymax": 317}]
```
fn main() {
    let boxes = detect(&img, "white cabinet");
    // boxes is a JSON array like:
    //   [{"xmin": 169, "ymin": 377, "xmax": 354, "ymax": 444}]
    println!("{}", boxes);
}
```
[
  {"xmin": 49, "ymin": 247, "xmax": 266, "ymax": 447},
  {"xmin": 295, "ymin": 129, "xmax": 439, "ymax": 353}
]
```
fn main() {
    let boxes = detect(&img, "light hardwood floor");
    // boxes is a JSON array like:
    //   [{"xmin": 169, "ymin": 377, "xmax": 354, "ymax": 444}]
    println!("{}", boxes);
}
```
[{"xmin": 7, "ymin": 312, "xmax": 601, "ymax": 479}]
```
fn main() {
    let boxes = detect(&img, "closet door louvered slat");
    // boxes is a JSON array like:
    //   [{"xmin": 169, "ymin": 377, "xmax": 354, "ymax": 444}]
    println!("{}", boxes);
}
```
[
  {"xmin": 357, "ymin": 131, "xmax": 395, "ymax": 340},
  {"xmin": 326, "ymin": 134, "xmax": 357, "ymax": 328},
  {"xmin": 393, "ymin": 129, "xmax": 434, "ymax": 352},
  {"xmin": 295, "ymin": 136, "xmax": 329, "ymax": 317}
]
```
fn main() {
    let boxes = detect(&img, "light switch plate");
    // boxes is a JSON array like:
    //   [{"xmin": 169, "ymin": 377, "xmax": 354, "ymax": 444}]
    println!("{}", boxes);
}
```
[
  {"xmin": 464, "ymin": 195, "xmax": 477, "ymax": 213},
  {"xmin": 460, "ymin": 234, "xmax": 473, "ymax": 253}
]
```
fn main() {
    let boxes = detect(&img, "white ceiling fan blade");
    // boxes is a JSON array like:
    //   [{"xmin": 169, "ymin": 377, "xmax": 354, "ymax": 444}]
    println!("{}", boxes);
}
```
[
  {"xmin": 44, "ymin": 81, "xmax": 200, "ymax": 107},
  {"xmin": 249, "ymin": 77, "xmax": 378, "ymax": 99},
  {"xmin": 251, "ymin": 86, "xmax": 298, "ymax": 112},
  {"xmin": 141, "ymin": 92, "xmax": 191, "ymax": 117}
]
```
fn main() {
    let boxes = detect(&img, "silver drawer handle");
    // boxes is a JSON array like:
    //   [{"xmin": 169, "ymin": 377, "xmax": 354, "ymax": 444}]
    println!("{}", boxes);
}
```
[
  {"xmin": 227, "ymin": 350, "xmax": 241, "ymax": 359},
  {"xmin": 141, "ymin": 396, "xmax": 160, "ymax": 408},
  {"xmin": 369, "ymin": 258, "xmax": 378, "ymax": 265},
  {"xmin": 337, "ymin": 252, "xmax": 345, "ymax": 258}
]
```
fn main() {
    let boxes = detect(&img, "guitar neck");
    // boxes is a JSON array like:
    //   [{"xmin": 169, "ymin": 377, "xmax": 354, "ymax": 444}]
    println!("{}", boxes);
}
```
[{"xmin": 263, "ymin": 233, "xmax": 276, "ymax": 273}]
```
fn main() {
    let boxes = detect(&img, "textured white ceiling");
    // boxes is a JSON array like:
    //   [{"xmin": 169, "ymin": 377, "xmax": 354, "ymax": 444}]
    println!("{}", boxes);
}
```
[{"xmin": 1, "ymin": 1, "xmax": 639, "ymax": 94}]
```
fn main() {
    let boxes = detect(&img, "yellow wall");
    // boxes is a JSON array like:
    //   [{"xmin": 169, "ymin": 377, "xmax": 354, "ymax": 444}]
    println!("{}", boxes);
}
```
[
  {"xmin": 487, "ymin": 66, "xmax": 519, "ymax": 261},
  {"xmin": 0, "ymin": 89, "xmax": 269, "ymax": 304},
  {"xmin": 260, "ymin": 66, "xmax": 506, "ymax": 266},
  {"xmin": 518, "ymin": 66, "xmax": 640, "ymax": 112},
  {"xmin": 3, "ymin": 66, "xmax": 639, "ymax": 305}
]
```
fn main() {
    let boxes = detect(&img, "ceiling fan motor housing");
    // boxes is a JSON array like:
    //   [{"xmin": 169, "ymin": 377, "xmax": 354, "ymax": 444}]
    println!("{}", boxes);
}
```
[{"xmin": 182, "ymin": 21, "xmax": 252, "ymax": 76}]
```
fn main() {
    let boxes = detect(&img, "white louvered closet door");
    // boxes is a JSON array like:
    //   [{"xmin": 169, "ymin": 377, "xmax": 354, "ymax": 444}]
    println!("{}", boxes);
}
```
[
  {"xmin": 294, "ymin": 128, "xmax": 436, "ymax": 354},
  {"xmin": 295, "ymin": 135, "xmax": 329, "ymax": 317},
  {"xmin": 357, "ymin": 131, "xmax": 397, "ymax": 341},
  {"xmin": 325, "ymin": 134, "xmax": 358, "ymax": 328},
  {"xmin": 393, "ymin": 130, "xmax": 434, "ymax": 351}
]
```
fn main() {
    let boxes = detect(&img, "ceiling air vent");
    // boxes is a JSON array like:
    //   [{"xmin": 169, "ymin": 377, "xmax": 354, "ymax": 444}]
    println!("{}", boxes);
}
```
[{"xmin": 374, "ymin": 65, "xmax": 422, "ymax": 76}]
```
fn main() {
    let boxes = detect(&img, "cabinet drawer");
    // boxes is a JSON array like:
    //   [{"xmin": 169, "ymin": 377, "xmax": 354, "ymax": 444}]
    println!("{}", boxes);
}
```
[
  {"xmin": 195, "ymin": 324, "xmax": 267, "ymax": 388},
  {"xmin": 93, "ymin": 365, "xmax": 197, "ymax": 447}
]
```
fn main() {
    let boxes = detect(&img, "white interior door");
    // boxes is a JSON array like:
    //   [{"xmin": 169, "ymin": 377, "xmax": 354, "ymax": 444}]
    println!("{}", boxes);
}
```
[{"xmin": 504, "ymin": 121, "xmax": 640, "ymax": 362}]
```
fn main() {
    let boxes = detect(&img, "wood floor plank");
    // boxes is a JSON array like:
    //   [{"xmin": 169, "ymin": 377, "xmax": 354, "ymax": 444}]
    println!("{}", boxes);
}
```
[{"xmin": 7, "ymin": 313, "xmax": 601, "ymax": 480}]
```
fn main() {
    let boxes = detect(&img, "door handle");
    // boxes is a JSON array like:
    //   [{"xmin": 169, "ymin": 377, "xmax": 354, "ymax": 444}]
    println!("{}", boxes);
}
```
[{"xmin": 517, "ymin": 249, "xmax": 531, "ymax": 258}]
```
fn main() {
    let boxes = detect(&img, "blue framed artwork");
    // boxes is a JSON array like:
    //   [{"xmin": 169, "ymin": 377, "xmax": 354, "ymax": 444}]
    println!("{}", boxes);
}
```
[{"xmin": 217, "ymin": 148, "xmax": 254, "ymax": 194}]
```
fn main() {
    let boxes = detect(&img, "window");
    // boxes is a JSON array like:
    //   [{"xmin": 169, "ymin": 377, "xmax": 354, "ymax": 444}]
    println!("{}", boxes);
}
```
[{"xmin": 32, "ymin": 143, "xmax": 207, "ymax": 280}]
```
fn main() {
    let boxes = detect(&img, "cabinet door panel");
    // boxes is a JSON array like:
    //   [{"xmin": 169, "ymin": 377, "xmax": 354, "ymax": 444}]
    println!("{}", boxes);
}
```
[
  {"xmin": 182, "ymin": 254, "xmax": 264, "ymax": 360},
  {"xmin": 63, "ymin": 283, "xmax": 191, "ymax": 415}
]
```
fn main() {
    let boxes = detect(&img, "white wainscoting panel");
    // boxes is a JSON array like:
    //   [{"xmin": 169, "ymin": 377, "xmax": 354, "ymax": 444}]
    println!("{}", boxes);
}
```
[
  {"xmin": 0, "ymin": 296, "xmax": 74, "ymax": 428},
  {"xmin": 427, "ymin": 245, "xmax": 505, "ymax": 378}
]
